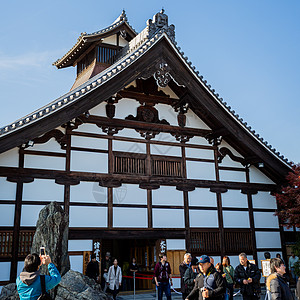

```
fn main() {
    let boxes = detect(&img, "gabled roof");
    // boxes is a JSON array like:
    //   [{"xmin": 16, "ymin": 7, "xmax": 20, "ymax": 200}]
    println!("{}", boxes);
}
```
[
  {"xmin": 53, "ymin": 10, "xmax": 137, "ymax": 69},
  {"xmin": 0, "ymin": 10, "xmax": 292, "ymax": 182}
]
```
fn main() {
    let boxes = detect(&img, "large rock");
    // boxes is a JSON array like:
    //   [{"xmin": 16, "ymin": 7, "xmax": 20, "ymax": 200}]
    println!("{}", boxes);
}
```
[
  {"xmin": 0, "ymin": 283, "xmax": 19, "ymax": 300},
  {"xmin": 55, "ymin": 270, "xmax": 108, "ymax": 300},
  {"xmin": 31, "ymin": 201, "xmax": 70, "ymax": 276}
]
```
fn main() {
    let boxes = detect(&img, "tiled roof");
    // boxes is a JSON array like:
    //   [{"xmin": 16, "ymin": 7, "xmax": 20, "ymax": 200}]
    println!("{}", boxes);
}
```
[
  {"xmin": 52, "ymin": 10, "xmax": 137, "ymax": 68},
  {"xmin": 0, "ymin": 11, "xmax": 293, "ymax": 168}
]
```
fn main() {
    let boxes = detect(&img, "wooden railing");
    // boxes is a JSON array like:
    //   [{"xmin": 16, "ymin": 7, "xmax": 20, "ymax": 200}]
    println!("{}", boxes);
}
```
[{"xmin": 0, "ymin": 231, "xmax": 35, "ymax": 258}]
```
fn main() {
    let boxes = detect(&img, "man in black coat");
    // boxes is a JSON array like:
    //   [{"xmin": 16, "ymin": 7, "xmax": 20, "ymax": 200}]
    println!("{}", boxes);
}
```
[
  {"xmin": 179, "ymin": 253, "xmax": 192, "ymax": 300},
  {"xmin": 86, "ymin": 253, "xmax": 100, "ymax": 282},
  {"xmin": 186, "ymin": 255, "xmax": 225, "ymax": 300},
  {"xmin": 234, "ymin": 253, "xmax": 261, "ymax": 300}
]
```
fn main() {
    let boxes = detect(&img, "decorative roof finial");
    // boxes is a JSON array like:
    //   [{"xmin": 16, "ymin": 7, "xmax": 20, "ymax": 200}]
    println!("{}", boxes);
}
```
[{"xmin": 161, "ymin": 8, "xmax": 165, "ymax": 14}]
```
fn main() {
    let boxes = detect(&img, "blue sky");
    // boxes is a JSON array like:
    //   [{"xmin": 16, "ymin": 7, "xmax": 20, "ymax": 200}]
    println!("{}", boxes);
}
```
[{"xmin": 0, "ymin": 0, "xmax": 299, "ymax": 164}]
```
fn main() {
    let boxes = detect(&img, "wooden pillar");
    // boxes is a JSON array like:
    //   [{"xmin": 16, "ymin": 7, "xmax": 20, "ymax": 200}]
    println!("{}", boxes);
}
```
[
  {"xmin": 10, "ymin": 148, "xmax": 25, "ymax": 282},
  {"xmin": 63, "ymin": 131, "xmax": 71, "ymax": 216},
  {"xmin": 245, "ymin": 168, "xmax": 258, "ymax": 263},
  {"xmin": 108, "ymin": 138, "xmax": 113, "ymax": 228},
  {"xmin": 147, "ymin": 189, "xmax": 153, "ymax": 228}
]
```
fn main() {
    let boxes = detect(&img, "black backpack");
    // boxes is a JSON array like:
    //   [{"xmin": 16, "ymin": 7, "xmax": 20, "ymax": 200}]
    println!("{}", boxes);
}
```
[{"xmin": 37, "ymin": 275, "xmax": 52, "ymax": 300}]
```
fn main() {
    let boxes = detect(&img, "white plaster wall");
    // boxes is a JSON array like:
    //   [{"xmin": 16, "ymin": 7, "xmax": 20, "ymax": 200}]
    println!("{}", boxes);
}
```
[
  {"xmin": 0, "ymin": 177, "xmax": 16, "ymax": 200},
  {"xmin": 172, "ymin": 277, "xmax": 180, "ymax": 289},
  {"xmin": 185, "ymin": 110, "xmax": 211, "ymax": 129},
  {"xmin": 71, "ymin": 151, "xmax": 108, "ymax": 173},
  {"xmin": 113, "ymin": 207, "xmax": 147, "ymax": 228},
  {"xmin": 219, "ymin": 155, "xmax": 244, "ymax": 168},
  {"xmin": 255, "ymin": 232, "xmax": 281, "ymax": 249},
  {"xmin": 113, "ymin": 140, "xmax": 146, "ymax": 153},
  {"xmin": 189, "ymin": 210, "xmax": 218, "ymax": 227},
  {"xmin": 152, "ymin": 186, "xmax": 183, "ymax": 206},
  {"xmin": 166, "ymin": 239, "xmax": 186, "ymax": 250},
  {"xmin": 102, "ymin": 35, "xmax": 117, "ymax": 45},
  {"xmin": 150, "ymin": 144, "xmax": 181, "ymax": 157},
  {"xmin": 17, "ymin": 261, "xmax": 24, "ymax": 277},
  {"xmin": 186, "ymin": 161, "xmax": 216, "ymax": 180},
  {"xmin": 223, "ymin": 211, "xmax": 250, "ymax": 228},
  {"xmin": 0, "ymin": 262, "xmax": 10, "ymax": 281},
  {"xmin": 0, "ymin": 204, "xmax": 14, "ymax": 226},
  {"xmin": 114, "ymin": 98, "xmax": 140, "ymax": 119},
  {"xmin": 115, "ymin": 128, "xmax": 141, "ymax": 139},
  {"xmin": 68, "ymin": 240, "xmax": 93, "ymax": 251},
  {"xmin": 254, "ymin": 212, "xmax": 279, "ymax": 229},
  {"xmin": 113, "ymin": 184, "xmax": 146, "ymax": 205},
  {"xmin": 24, "ymin": 155, "xmax": 65, "ymax": 170},
  {"xmin": 221, "ymin": 190, "xmax": 248, "ymax": 208},
  {"xmin": 72, "ymin": 135, "xmax": 107, "ymax": 150},
  {"xmin": 152, "ymin": 132, "xmax": 177, "ymax": 143},
  {"xmin": 73, "ymin": 123, "xmax": 102, "ymax": 134},
  {"xmin": 21, "ymin": 205, "xmax": 45, "ymax": 226},
  {"xmin": 219, "ymin": 170, "xmax": 246, "ymax": 182},
  {"xmin": 252, "ymin": 192, "xmax": 277, "ymax": 209},
  {"xmin": 0, "ymin": 148, "xmax": 19, "ymax": 167},
  {"xmin": 185, "ymin": 148, "xmax": 214, "ymax": 160},
  {"xmin": 119, "ymin": 36, "xmax": 128, "ymax": 47},
  {"xmin": 158, "ymin": 86, "xmax": 179, "ymax": 99},
  {"xmin": 30, "ymin": 137, "xmax": 65, "ymax": 153},
  {"xmin": 70, "ymin": 255, "xmax": 83, "ymax": 273},
  {"xmin": 188, "ymin": 188, "xmax": 217, "ymax": 207},
  {"xmin": 219, "ymin": 141, "xmax": 244, "ymax": 158},
  {"xmin": 249, "ymin": 166, "xmax": 275, "ymax": 184},
  {"xmin": 23, "ymin": 179, "xmax": 64, "ymax": 201},
  {"xmin": 227, "ymin": 256, "xmax": 241, "ymax": 269},
  {"xmin": 153, "ymin": 209, "xmax": 185, "ymax": 228},
  {"xmin": 187, "ymin": 136, "xmax": 209, "ymax": 146},
  {"xmin": 69, "ymin": 206, "xmax": 107, "ymax": 227},
  {"xmin": 87, "ymin": 102, "xmax": 107, "ymax": 117},
  {"xmin": 283, "ymin": 227, "xmax": 294, "ymax": 232},
  {"xmin": 154, "ymin": 104, "xmax": 177, "ymax": 126},
  {"xmin": 70, "ymin": 182, "xmax": 107, "ymax": 204}
]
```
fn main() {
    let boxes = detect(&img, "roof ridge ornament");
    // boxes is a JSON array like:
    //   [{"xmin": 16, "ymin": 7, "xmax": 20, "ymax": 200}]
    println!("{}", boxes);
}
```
[{"xmin": 147, "ymin": 9, "xmax": 175, "ymax": 43}]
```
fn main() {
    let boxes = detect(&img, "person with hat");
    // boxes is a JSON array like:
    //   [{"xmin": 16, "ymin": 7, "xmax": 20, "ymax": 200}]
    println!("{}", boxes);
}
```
[
  {"xmin": 186, "ymin": 255, "xmax": 225, "ymax": 300},
  {"xmin": 101, "ymin": 252, "xmax": 112, "ymax": 292},
  {"xmin": 184, "ymin": 257, "xmax": 200, "ymax": 296}
]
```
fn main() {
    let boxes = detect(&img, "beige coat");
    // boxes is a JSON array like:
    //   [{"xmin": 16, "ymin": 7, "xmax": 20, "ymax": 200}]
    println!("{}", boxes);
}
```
[{"xmin": 107, "ymin": 265, "xmax": 122, "ymax": 290}]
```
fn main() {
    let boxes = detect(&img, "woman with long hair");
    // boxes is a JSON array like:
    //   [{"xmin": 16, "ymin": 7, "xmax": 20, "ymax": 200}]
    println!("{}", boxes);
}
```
[{"xmin": 222, "ymin": 256, "xmax": 235, "ymax": 300}]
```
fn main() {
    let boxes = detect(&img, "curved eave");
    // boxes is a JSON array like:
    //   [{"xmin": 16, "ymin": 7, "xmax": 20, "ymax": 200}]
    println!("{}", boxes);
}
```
[{"xmin": 53, "ymin": 21, "xmax": 137, "ymax": 69}]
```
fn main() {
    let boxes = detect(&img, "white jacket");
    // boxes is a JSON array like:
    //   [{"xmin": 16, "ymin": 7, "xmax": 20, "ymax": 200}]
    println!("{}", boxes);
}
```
[{"xmin": 107, "ymin": 265, "xmax": 122, "ymax": 290}]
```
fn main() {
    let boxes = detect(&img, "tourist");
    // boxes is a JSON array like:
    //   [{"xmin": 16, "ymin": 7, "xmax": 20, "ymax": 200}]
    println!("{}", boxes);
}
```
[
  {"xmin": 186, "ymin": 255, "xmax": 225, "ymax": 300},
  {"xmin": 86, "ymin": 253, "xmax": 100, "ymax": 282},
  {"xmin": 154, "ymin": 253, "xmax": 173, "ymax": 300},
  {"xmin": 107, "ymin": 258, "xmax": 122, "ymax": 300},
  {"xmin": 101, "ymin": 251, "xmax": 112, "ymax": 292},
  {"xmin": 222, "ymin": 256, "xmax": 235, "ymax": 300},
  {"xmin": 179, "ymin": 252, "xmax": 192, "ymax": 300},
  {"xmin": 234, "ymin": 253, "xmax": 261, "ymax": 300},
  {"xmin": 288, "ymin": 252, "xmax": 299, "ymax": 285},
  {"xmin": 266, "ymin": 258, "xmax": 293, "ymax": 300},
  {"xmin": 128, "ymin": 257, "xmax": 139, "ymax": 290},
  {"xmin": 16, "ymin": 253, "xmax": 61, "ymax": 299},
  {"xmin": 184, "ymin": 257, "xmax": 199, "ymax": 296}
]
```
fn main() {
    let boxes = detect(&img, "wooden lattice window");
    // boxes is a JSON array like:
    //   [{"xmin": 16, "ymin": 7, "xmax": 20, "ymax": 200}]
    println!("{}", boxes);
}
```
[
  {"xmin": 18, "ymin": 231, "xmax": 35, "ymax": 257},
  {"xmin": 0, "ymin": 231, "xmax": 13, "ymax": 257},
  {"xmin": 224, "ymin": 229, "xmax": 253, "ymax": 253},
  {"xmin": 151, "ymin": 157, "xmax": 182, "ymax": 177},
  {"xmin": 190, "ymin": 230, "xmax": 220, "ymax": 254},
  {"xmin": 114, "ymin": 153, "xmax": 146, "ymax": 175},
  {"xmin": 96, "ymin": 45, "xmax": 118, "ymax": 64}
]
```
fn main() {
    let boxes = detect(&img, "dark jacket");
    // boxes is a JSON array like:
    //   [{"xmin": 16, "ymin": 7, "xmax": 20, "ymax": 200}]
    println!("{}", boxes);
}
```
[
  {"xmin": 184, "ymin": 267, "xmax": 199, "ymax": 294},
  {"xmin": 234, "ymin": 261, "xmax": 261, "ymax": 296},
  {"xmin": 188, "ymin": 266, "xmax": 226, "ymax": 300},
  {"xmin": 179, "ymin": 262, "xmax": 190, "ymax": 293},
  {"xmin": 101, "ymin": 257, "xmax": 112, "ymax": 275},
  {"xmin": 267, "ymin": 273, "xmax": 294, "ymax": 300},
  {"xmin": 86, "ymin": 260, "xmax": 99, "ymax": 281}
]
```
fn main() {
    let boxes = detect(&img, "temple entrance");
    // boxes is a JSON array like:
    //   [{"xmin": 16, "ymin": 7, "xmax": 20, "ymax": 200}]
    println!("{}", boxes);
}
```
[{"xmin": 101, "ymin": 238, "xmax": 157, "ymax": 290}]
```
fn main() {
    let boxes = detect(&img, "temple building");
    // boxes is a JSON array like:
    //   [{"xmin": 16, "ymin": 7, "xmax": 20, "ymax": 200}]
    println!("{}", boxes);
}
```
[{"xmin": 0, "ymin": 10, "xmax": 296, "ymax": 288}]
